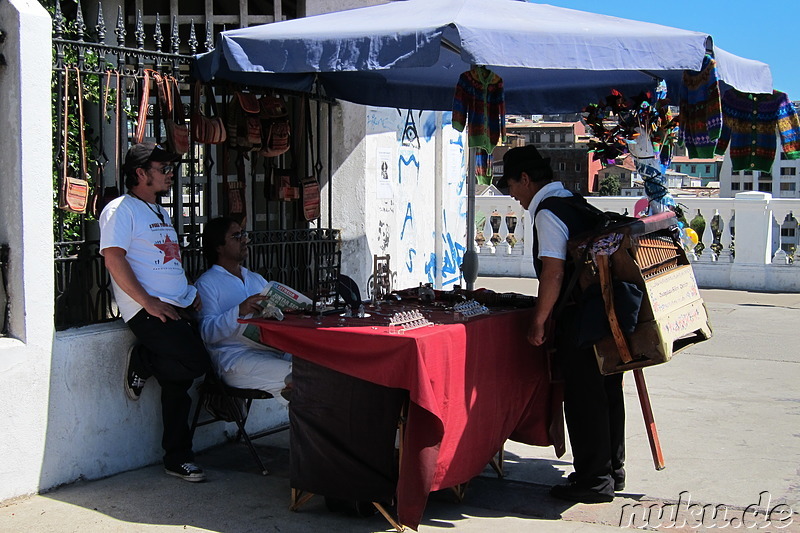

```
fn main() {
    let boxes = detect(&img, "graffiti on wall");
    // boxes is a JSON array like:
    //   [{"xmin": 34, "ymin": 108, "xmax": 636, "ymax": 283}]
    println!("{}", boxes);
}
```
[
  {"xmin": 398, "ymin": 109, "xmax": 421, "ymax": 185},
  {"xmin": 398, "ymin": 110, "xmax": 421, "ymax": 275},
  {"xmin": 424, "ymin": 210, "xmax": 466, "ymax": 286},
  {"xmin": 368, "ymin": 108, "xmax": 467, "ymax": 289}
]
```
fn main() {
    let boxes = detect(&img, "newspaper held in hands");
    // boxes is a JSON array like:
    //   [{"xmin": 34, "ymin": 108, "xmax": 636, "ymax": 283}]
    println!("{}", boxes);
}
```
[
  {"xmin": 240, "ymin": 282, "xmax": 313, "ymax": 349},
  {"xmin": 257, "ymin": 281, "xmax": 313, "ymax": 313}
]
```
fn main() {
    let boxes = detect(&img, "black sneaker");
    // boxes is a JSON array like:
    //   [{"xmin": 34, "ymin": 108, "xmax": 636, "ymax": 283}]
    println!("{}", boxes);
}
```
[
  {"xmin": 124, "ymin": 345, "xmax": 147, "ymax": 401},
  {"xmin": 568, "ymin": 471, "xmax": 625, "ymax": 492},
  {"xmin": 550, "ymin": 481, "xmax": 614, "ymax": 504},
  {"xmin": 164, "ymin": 462, "xmax": 206, "ymax": 482}
]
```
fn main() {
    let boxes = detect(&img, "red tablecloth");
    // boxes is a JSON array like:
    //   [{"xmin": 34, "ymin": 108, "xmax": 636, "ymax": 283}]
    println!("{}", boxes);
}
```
[{"xmin": 243, "ymin": 305, "xmax": 559, "ymax": 529}]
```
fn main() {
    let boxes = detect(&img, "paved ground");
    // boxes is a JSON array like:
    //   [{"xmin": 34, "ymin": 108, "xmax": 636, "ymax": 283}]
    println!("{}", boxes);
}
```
[{"xmin": 2, "ymin": 277, "xmax": 799, "ymax": 533}]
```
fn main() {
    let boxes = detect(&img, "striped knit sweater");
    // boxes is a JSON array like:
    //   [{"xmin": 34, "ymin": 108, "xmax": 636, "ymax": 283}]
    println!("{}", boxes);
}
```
[
  {"xmin": 678, "ymin": 55, "xmax": 722, "ymax": 159},
  {"xmin": 452, "ymin": 66, "xmax": 506, "ymax": 156},
  {"xmin": 715, "ymin": 89, "xmax": 800, "ymax": 172}
]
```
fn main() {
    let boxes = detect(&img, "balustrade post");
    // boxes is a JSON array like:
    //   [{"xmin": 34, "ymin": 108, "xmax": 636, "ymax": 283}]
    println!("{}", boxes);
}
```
[
  {"xmin": 732, "ymin": 192, "xmax": 772, "ymax": 264},
  {"xmin": 504, "ymin": 206, "xmax": 521, "ymax": 255},
  {"xmin": 717, "ymin": 207, "xmax": 734, "ymax": 263},
  {"xmin": 772, "ymin": 208, "xmax": 796, "ymax": 264},
  {"xmin": 486, "ymin": 208, "xmax": 501, "ymax": 248},
  {"xmin": 730, "ymin": 192, "xmax": 772, "ymax": 290},
  {"xmin": 688, "ymin": 208, "xmax": 707, "ymax": 261},
  {"xmin": 772, "ymin": 249, "xmax": 789, "ymax": 264},
  {"xmin": 697, "ymin": 208, "xmax": 715, "ymax": 263},
  {"xmin": 709, "ymin": 209, "xmax": 725, "ymax": 262},
  {"xmin": 476, "ymin": 210, "xmax": 491, "ymax": 253}
]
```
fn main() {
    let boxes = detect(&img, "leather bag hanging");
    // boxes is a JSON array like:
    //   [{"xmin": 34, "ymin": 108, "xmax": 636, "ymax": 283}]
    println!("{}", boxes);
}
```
[
  {"xmin": 273, "ymin": 96, "xmax": 299, "ymax": 202},
  {"xmin": 156, "ymin": 73, "xmax": 189, "ymax": 155},
  {"xmin": 301, "ymin": 97, "xmax": 320, "ymax": 221},
  {"xmin": 58, "ymin": 67, "xmax": 90, "ymax": 214},
  {"xmin": 223, "ymin": 153, "xmax": 248, "ymax": 227},
  {"xmin": 133, "ymin": 69, "xmax": 151, "ymax": 144},
  {"xmin": 274, "ymin": 166, "xmax": 299, "ymax": 201},
  {"xmin": 227, "ymin": 91, "xmax": 262, "ymax": 152},
  {"xmin": 90, "ymin": 70, "xmax": 121, "ymax": 218},
  {"xmin": 259, "ymin": 93, "xmax": 291, "ymax": 157},
  {"xmin": 191, "ymin": 81, "xmax": 227, "ymax": 145}
]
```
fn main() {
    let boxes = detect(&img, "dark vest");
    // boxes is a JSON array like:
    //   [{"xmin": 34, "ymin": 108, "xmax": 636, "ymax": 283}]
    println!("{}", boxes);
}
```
[{"xmin": 532, "ymin": 193, "xmax": 601, "ymax": 302}]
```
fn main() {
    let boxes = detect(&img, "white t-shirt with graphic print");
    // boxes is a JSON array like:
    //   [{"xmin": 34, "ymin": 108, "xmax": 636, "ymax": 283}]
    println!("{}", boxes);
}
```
[{"xmin": 99, "ymin": 194, "xmax": 196, "ymax": 322}]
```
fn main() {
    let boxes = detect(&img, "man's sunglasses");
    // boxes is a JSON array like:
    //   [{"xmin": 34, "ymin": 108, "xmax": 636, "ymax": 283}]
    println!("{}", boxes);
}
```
[
  {"xmin": 146, "ymin": 164, "xmax": 179, "ymax": 175},
  {"xmin": 230, "ymin": 231, "xmax": 249, "ymax": 241}
]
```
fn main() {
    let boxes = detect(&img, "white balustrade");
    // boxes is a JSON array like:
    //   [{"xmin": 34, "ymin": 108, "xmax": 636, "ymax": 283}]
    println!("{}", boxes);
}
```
[
  {"xmin": 769, "ymin": 199, "xmax": 800, "ymax": 263},
  {"xmin": 474, "ymin": 193, "xmax": 800, "ymax": 292}
]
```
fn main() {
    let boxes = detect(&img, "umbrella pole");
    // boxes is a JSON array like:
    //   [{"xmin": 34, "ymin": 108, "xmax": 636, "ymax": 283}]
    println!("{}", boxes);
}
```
[
  {"xmin": 461, "ymin": 147, "xmax": 479, "ymax": 289},
  {"xmin": 434, "ymin": 111, "xmax": 444, "ymax": 290}
]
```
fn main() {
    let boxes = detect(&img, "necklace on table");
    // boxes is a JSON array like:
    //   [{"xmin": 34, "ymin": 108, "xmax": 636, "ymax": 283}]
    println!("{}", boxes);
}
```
[{"xmin": 129, "ymin": 192, "xmax": 166, "ymax": 224}]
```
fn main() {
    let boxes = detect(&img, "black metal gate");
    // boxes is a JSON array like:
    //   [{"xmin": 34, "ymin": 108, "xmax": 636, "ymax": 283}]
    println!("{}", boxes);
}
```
[{"xmin": 52, "ymin": 1, "xmax": 339, "ymax": 330}]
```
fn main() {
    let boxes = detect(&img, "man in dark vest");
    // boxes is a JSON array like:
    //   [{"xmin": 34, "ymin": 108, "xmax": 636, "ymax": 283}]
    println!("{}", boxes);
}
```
[{"xmin": 497, "ymin": 145, "xmax": 625, "ymax": 503}]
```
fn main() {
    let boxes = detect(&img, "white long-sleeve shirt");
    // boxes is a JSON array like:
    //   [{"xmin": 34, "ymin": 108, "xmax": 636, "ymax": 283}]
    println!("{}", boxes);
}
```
[{"xmin": 194, "ymin": 265, "xmax": 284, "ymax": 374}]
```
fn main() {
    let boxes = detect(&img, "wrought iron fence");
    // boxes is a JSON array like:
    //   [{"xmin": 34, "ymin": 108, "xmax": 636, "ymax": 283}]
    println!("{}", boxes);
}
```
[
  {"xmin": 52, "ymin": 2, "xmax": 338, "ymax": 330},
  {"xmin": 0, "ymin": 244, "xmax": 9, "ymax": 336}
]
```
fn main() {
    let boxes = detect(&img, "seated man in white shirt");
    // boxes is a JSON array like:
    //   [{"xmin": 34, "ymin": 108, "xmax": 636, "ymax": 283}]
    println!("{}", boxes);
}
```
[{"xmin": 194, "ymin": 217, "xmax": 291, "ymax": 398}]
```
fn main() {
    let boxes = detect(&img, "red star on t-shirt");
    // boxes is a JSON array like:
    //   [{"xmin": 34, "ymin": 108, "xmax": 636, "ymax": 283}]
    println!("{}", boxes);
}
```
[{"xmin": 154, "ymin": 235, "xmax": 182, "ymax": 264}]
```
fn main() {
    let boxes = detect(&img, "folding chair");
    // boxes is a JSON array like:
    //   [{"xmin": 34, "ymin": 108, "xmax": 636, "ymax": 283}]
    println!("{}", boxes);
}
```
[{"xmin": 190, "ymin": 373, "xmax": 289, "ymax": 475}]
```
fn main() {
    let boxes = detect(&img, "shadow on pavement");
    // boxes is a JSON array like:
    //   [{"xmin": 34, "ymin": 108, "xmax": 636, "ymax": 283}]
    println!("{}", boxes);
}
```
[{"xmin": 35, "ymin": 436, "xmax": 639, "ymax": 532}]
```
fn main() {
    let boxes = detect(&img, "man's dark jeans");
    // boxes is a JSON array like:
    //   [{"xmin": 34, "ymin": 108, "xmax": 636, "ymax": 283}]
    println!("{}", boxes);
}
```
[
  {"xmin": 556, "ymin": 305, "xmax": 626, "ymax": 495},
  {"xmin": 127, "ymin": 308, "xmax": 211, "ymax": 467}
]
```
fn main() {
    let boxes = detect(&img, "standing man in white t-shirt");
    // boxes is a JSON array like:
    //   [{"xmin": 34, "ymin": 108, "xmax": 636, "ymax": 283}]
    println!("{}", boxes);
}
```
[{"xmin": 99, "ymin": 143, "xmax": 211, "ymax": 483}]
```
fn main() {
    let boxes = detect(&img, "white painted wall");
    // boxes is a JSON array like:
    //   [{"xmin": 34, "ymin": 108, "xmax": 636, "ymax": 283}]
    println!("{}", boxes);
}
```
[
  {"xmin": 42, "ymin": 324, "xmax": 287, "ymax": 491},
  {"xmin": 362, "ymin": 108, "xmax": 467, "ymax": 292},
  {"xmin": 0, "ymin": 0, "xmax": 288, "ymax": 502},
  {"xmin": 0, "ymin": 0, "xmax": 56, "ymax": 501},
  {"xmin": 327, "ymin": 102, "xmax": 468, "ymax": 296},
  {"xmin": 326, "ymin": 101, "xmax": 371, "ymax": 289},
  {"xmin": 305, "ymin": 0, "xmax": 387, "ymax": 16}
]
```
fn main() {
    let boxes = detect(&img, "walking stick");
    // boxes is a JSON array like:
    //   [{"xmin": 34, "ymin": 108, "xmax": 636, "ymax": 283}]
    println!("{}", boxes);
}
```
[
  {"xmin": 596, "ymin": 254, "xmax": 665, "ymax": 470},
  {"xmin": 633, "ymin": 368, "xmax": 665, "ymax": 470}
]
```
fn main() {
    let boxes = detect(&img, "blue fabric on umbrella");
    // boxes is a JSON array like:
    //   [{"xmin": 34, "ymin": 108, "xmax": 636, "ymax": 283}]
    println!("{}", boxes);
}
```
[{"xmin": 192, "ymin": 0, "xmax": 772, "ymax": 114}]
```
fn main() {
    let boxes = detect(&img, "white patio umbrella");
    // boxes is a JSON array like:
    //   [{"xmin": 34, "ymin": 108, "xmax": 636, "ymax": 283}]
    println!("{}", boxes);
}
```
[{"xmin": 193, "ymin": 0, "xmax": 772, "ymax": 286}]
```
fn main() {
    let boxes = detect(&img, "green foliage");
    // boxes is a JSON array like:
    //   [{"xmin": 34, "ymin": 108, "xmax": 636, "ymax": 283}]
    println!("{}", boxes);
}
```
[
  {"xmin": 598, "ymin": 174, "xmax": 620, "ymax": 196},
  {"xmin": 48, "ymin": 1, "xmax": 109, "ymax": 242}
]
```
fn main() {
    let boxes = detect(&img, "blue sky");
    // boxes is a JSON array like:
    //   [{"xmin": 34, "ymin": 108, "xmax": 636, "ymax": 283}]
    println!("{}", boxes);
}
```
[{"xmin": 541, "ymin": 1, "xmax": 798, "ymax": 99}]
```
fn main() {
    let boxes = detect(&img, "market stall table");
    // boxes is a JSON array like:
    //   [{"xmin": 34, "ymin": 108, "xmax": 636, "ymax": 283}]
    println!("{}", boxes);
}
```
[{"xmin": 242, "ymin": 300, "xmax": 561, "ymax": 529}]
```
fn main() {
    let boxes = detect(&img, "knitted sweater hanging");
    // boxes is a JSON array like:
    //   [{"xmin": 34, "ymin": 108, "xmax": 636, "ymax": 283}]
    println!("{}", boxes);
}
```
[
  {"xmin": 678, "ymin": 54, "xmax": 722, "ymax": 159},
  {"xmin": 452, "ymin": 65, "xmax": 506, "ymax": 156},
  {"xmin": 715, "ymin": 89, "xmax": 800, "ymax": 172}
]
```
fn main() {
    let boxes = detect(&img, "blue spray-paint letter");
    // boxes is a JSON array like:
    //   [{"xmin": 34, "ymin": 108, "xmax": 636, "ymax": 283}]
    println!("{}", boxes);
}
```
[
  {"xmin": 400, "ymin": 202, "xmax": 413, "ymax": 240},
  {"xmin": 406, "ymin": 248, "xmax": 416, "ymax": 273},
  {"xmin": 424, "ymin": 252, "xmax": 437, "ymax": 285},
  {"xmin": 398, "ymin": 152, "xmax": 420, "ymax": 184}
]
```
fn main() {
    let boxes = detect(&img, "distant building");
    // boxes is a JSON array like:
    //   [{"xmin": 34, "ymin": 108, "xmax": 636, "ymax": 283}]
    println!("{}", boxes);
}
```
[
  {"xmin": 597, "ymin": 156, "xmax": 641, "ymax": 196},
  {"xmin": 718, "ymin": 137, "xmax": 800, "ymax": 198},
  {"xmin": 493, "ymin": 119, "xmax": 602, "ymax": 193},
  {"xmin": 669, "ymin": 155, "xmax": 722, "ymax": 186}
]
